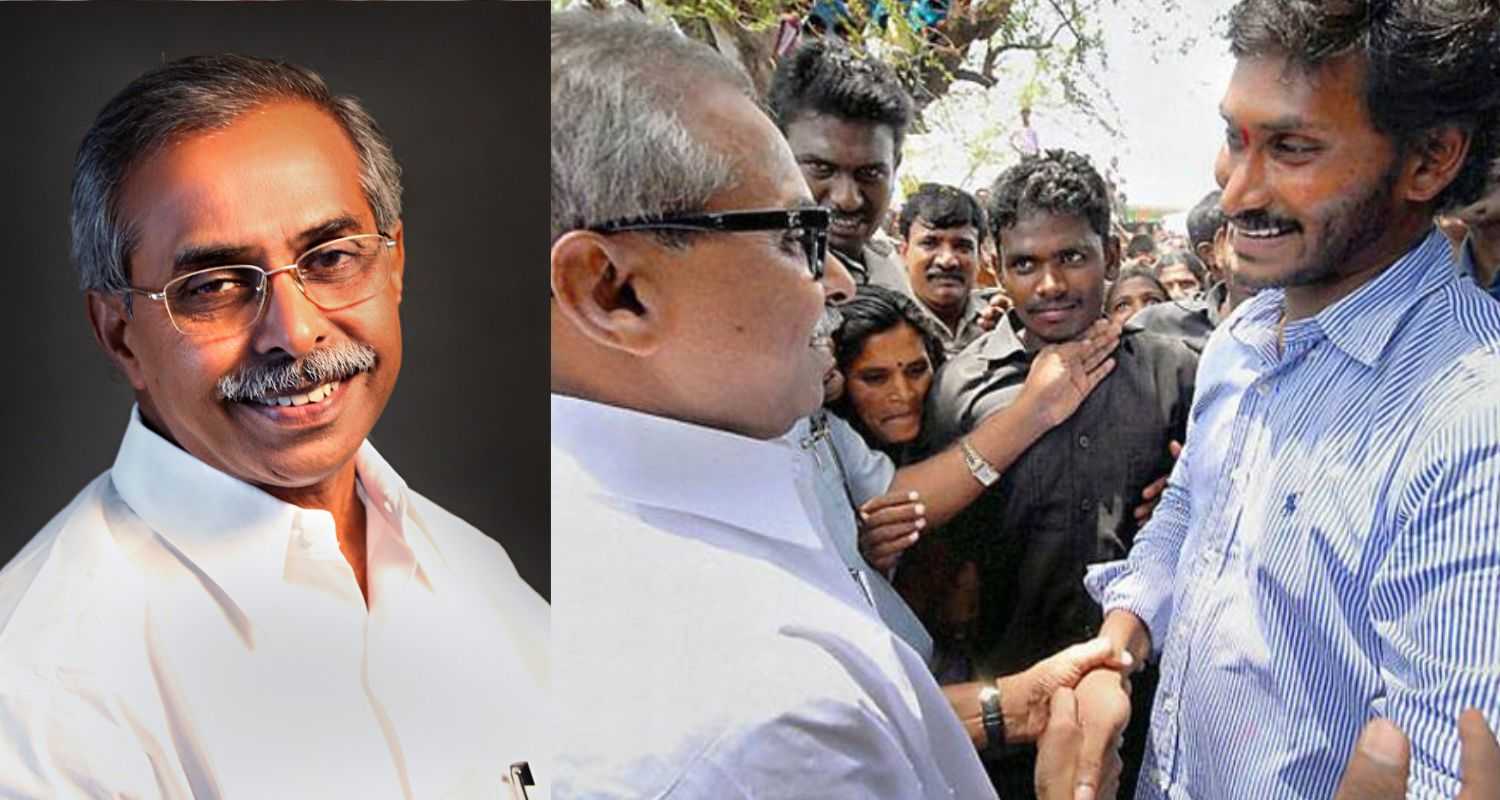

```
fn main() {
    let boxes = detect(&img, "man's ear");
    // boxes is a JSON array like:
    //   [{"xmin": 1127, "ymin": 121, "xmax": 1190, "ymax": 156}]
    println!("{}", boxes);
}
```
[
  {"xmin": 1104, "ymin": 234, "xmax": 1122, "ymax": 281},
  {"xmin": 386, "ymin": 220, "xmax": 405, "ymax": 302},
  {"xmin": 550, "ymin": 230, "xmax": 667, "ymax": 357},
  {"xmin": 1401, "ymin": 126, "xmax": 1471, "ymax": 205},
  {"xmin": 86, "ymin": 290, "xmax": 148, "ymax": 392},
  {"xmin": 1194, "ymin": 239, "xmax": 1216, "ymax": 268}
]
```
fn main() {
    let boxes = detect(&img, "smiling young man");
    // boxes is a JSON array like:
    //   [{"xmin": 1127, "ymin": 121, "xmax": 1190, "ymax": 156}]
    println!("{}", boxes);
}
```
[
  {"xmin": 0, "ymin": 55, "xmax": 546, "ymax": 797},
  {"xmin": 1078, "ymin": 1, "xmax": 1500, "ymax": 797},
  {"xmin": 922, "ymin": 149, "xmax": 1199, "ymax": 799},
  {"xmin": 898, "ymin": 183, "xmax": 992, "ymax": 356},
  {"xmin": 769, "ymin": 38, "xmax": 913, "ymax": 292}
]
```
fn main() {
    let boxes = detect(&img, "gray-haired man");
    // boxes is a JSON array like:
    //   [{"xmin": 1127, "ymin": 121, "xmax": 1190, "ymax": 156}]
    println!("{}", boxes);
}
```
[{"xmin": 0, "ymin": 55, "xmax": 546, "ymax": 796}]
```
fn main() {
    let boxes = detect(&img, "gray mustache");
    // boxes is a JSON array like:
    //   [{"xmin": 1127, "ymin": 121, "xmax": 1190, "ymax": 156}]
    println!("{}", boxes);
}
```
[
  {"xmin": 216, "ymin": 343, "xmax": 377, "ymax": 402},
  {"xmin": 812, "ymin": 307, "xmax": 844, "ymax": 343}
]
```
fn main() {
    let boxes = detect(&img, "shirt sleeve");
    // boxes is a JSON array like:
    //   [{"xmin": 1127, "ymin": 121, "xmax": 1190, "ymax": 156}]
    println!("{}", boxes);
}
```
[
  {"xmin": 1084, "ymin": 420, "xmax": 1193, "ymax": 657},
  {"xmin": 1374, "ymin": 394, "xmax": 1500, "ymax": 798},
  {"xmin": 826, "ymin": 416, "xmax": 896, "ymax": 506}
]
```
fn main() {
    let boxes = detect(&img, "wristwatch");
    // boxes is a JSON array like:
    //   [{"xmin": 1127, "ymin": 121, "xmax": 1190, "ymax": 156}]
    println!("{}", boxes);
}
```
[
  {"xmin": 978, "ymin": 684, "xmax": 1005, "ymax": 751},
  {"xmin": 960, "ymin": 437, "xmax": 1001, "ymax": 487}
]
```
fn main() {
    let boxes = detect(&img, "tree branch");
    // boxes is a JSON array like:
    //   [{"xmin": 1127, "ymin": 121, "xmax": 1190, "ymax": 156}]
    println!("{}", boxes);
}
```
[{"xmin": 954, "ymin": 68, "xmax": 998, "ymax": 88}]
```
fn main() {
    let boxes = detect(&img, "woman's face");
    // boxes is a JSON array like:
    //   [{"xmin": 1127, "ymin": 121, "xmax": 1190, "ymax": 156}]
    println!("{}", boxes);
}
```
[
  {"xmin": 844, "ymin": 323, "xmax": 933, "ymax": 445},
  {"xmin": 1107, "ymin": 275, "xmax": 1167, "ymax": 325}
]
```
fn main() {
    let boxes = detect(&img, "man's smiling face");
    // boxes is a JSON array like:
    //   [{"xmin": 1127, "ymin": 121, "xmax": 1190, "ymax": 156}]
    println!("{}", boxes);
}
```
[
  {"xmin": 1214, "ymin": 54, "xmax": 1405, "ymax": 292},
  {"xmin": 110, "ymin": 101, "xmax": 404, "ymax": 489},
  {"xmin": 783, "ymin": 112, "xmax": 897, "ymax": 258}
]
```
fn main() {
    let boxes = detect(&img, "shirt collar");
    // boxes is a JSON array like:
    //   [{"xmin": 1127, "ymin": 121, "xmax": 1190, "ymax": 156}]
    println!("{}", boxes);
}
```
[
  {"xmin": 974, "ymin": 310, "xmax": 1033, "ymax": 363},
  {"xmin": 110, "ymin": 406, "xmax": 419, "ymax": 603},
  {"xmin": 550, "ymin": 394, "xmax": 823, "ymax": 550},
  {"xmin": 1229, "ymin": 229, "xmax": 1455, "ymax": 368}
]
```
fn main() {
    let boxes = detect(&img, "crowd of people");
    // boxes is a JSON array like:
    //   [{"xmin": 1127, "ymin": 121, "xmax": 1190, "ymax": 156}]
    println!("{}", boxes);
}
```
[{"xmin": 553, "ymin": 1, "xmax": 1500, "ymax": 798}]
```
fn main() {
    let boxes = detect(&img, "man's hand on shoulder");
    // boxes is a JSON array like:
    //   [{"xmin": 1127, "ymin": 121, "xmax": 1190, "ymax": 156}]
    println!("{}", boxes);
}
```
[{"xmin": 1020, "ymin": 320, "xmax": 1121, "ymax": 428}]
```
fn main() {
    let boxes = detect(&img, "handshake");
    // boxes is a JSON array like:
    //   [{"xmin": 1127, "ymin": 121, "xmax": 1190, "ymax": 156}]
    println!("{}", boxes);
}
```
[
  {"xmin": 940, "ymin": 637, "xmax": 1134, "ymax": 800},
  {"xmin": 941, "ymin": 638, "xmax": 1500, "ymax": 800}
]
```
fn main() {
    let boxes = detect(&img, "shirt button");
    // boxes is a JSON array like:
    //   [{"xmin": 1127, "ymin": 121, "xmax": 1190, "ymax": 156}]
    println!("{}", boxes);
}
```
[
  {"xmin": 1079, "ymin": 497, "xmax": 1092, "ymax": 511},
  {"xmin": 1157, "ymin": 770, "xmax": 1171, "ymax": 790},
  {"xmin": 1257, "ymin": 383, "xmax": 1270, "ymax": 397},
  {"xmin": 383, "ymin": 499, "xmax": 395, "ymax": 513},
  {"xmin": 1078, "ymin": 434, "xmax": 1091, "ymax": 449},
  {"xmin": 1161, "ymin": 696, "xmax": 1176, "ymax": 714}
]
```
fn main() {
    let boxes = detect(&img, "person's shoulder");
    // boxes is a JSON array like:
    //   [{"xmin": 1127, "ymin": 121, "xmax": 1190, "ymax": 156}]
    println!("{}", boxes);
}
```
[
  {"xmin": 0, "ymin": 473, "xmax": 141, "ymax": 668},
  {"xmin": 404, "ymin": 490, "xmax": 547, "ymax": 622},
  {"xmin": 1119, "ymin": 325, "xmax": 1200, "ymax": 371},
  {"xmin": 1131, "ymin": 297, "xmax": 1212, "ymax": 333}
]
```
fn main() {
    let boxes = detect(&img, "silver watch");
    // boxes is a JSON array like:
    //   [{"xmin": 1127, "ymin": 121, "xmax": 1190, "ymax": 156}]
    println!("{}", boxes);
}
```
[{"xmin": 960, "ymin": 437, "xmax": 1001, "ymax": 487}]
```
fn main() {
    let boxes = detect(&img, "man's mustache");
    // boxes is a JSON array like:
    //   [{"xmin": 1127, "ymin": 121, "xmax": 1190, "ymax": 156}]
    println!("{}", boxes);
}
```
[{"xmin": 216, "ymin": 342, "xmax": 377, "ymax": 402}]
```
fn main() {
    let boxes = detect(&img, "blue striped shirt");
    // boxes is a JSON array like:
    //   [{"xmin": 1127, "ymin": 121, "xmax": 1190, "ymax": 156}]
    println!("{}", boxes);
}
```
[{"xmin": 1085, "ymin": 230, "xmax": 1500, "ymax": 799}]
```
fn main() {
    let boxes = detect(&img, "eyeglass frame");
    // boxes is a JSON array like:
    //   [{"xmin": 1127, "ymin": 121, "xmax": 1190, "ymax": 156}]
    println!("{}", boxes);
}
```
[
  {"xmin": 589, "ymin": 207, "xmax": 831, "ymax": 279},
  {"xmin": 120, "ymin": 232, "xmax": 398, "ymax": 335}
]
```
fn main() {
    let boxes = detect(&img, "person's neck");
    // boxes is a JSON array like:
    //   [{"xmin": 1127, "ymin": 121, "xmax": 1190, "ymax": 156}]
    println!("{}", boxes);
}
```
[
  {"xmin": 267, "ymin": 463, "xmax": 368, "ymax": 605},
  {"xmin": 931, "ymin": 300, "xmax": 965, "ymax": 333},
  {"xmin": 832, "ymin": 241, "xmax": 867, "ymax": 266},
  {"xmin": 137, "ymin": 407, "xmax": 369, "ymax": 604},
  {"xmin": 1282, "ymin": 214, "xmax": 1432, "ymax": 322}
]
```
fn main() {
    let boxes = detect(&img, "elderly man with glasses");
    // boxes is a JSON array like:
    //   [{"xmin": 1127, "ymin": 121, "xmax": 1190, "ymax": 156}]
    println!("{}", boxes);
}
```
[
  {"xmin": 551, "ymin": 11, "xmax": 1147, "ymax": 799},
  {"xmin": 0, "ymin": 55, "xmax": 546, "ymax": 797}
]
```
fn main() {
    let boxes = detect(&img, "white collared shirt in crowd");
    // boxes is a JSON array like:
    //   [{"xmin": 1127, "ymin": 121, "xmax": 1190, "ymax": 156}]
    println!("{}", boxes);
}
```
[
  {"xmin": 552, "ymin": 394, "xmax": 993, "ymax": 799},
  {"xmin": 0, "ymin": 408, "xmax": 549, "ymax": 799}
]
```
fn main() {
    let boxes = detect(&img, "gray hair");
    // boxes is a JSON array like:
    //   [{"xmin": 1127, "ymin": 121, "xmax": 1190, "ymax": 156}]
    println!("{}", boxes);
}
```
[
  {"xmin": 71, "ymin": 54, "xmax": 404, "ymax": 294},
  {"xmin": 550, "ymin": 9, "xmax": 753, "ymax": 244}
]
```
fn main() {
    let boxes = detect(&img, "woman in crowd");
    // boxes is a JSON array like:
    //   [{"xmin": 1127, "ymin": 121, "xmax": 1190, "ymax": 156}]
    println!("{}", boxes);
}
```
[
  {"xmin": 830, "ymin": 285, "xmax": 946, "ymax": 461},
  {"xmin": 1106, "ymin": 266, "xmax": 1169, "ymax": 325}
]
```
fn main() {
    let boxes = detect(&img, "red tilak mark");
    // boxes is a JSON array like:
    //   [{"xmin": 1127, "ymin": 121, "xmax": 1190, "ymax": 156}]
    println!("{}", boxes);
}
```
[{"xmin": 1241, "ymin": 125, "xmax": 1251, "ymax": 145}]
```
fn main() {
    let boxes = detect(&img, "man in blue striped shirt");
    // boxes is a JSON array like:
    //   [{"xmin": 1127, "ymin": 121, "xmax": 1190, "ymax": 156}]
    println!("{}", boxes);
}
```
[{"xmin": 1074, "ymin": 1, "xmax": 1500, "ymax": 797}]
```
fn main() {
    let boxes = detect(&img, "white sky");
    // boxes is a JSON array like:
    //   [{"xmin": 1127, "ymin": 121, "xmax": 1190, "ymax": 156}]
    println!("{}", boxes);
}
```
[{"xmin": 903, "ymin": 0, "xmax": 1238, "ymax": 212}]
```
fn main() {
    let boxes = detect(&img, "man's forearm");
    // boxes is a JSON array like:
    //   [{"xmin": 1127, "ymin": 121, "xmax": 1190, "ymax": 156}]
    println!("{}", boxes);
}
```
[{"xmin": 888, "ymin": 395, "xmax": 1051, "ymax": 527}]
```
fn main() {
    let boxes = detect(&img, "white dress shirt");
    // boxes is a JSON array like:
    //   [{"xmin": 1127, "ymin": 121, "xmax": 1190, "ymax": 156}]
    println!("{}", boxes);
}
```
[
  {"xmin": 0, "ymin": 408, "xmax": 548, "ymax": 799},
  {"xmin": 552, "ymin": 394, "xmax": 993, "ymax": 799}
]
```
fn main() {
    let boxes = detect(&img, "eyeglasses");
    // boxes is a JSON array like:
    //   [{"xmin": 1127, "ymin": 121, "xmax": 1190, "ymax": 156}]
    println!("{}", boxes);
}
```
[
  {"xmin": 591, "ymin": 207, "xmax": 831, "ymax": 279},
  {"xmin": 124, "ymin": 233, "xmax": 397, "ymax": 336}
]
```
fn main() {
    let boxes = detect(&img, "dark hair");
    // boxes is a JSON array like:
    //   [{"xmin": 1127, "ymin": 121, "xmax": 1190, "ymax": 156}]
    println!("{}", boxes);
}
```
[
  {"xmin": 1107, "ymin": 267, "xmax": 1168, "ymax": 307},
  {"xmin": 1126, "ymin": 233, "xmax": 1157, "ymax": 258},
  {"xmin": 1227, "ymin": 0, "xmax": 1500, "ymax": 211},
  {"xmin": 1186, "ymin": 190, "xmax": 1226, "ymax": 249},
  {"xmin": 988, "ymin": 149, "xmax": 1111, "ymax": 241},
  {"xmin": 899, "ymin": 183, "xmax": 985, "ymax": 241},
  {"xmin": 830, "ymin": 285, "xmax": 944, "ymax": 443},
  {"xmin": 768, "ymin": 38, "xmax": 914, "ymax": 154},
  {"xmin": 1154, "ymin": 249, "xmax": 1207, "ymax": 285}
]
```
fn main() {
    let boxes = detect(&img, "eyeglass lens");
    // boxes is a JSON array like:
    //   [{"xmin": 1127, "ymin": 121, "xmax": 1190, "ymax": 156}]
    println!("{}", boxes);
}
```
[{"xmin": 163, "ymin": 235, "xmax": 390, "ymax": 335}]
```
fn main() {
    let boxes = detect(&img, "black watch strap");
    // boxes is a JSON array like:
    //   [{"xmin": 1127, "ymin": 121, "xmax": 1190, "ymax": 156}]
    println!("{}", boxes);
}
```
[{"xmin": 979, "ymin": 685, "xmax": 1005, "ymax": 751}]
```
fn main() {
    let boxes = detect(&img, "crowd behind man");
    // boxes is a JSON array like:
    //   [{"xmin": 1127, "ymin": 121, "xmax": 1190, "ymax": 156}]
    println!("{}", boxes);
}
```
[{"xmin": 553, "ymin": 1, "xmax": 1500, "ymax": 798}]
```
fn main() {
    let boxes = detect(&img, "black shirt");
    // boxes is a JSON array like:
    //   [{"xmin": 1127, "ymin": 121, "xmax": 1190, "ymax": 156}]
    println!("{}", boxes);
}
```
[
  {"xmin": 918, "ymin": 313, "xmax": 1197, "ymax": 797},
  {"xmin": 923, "ymin": 313, "xmax": 1199, "ymax": 675}
]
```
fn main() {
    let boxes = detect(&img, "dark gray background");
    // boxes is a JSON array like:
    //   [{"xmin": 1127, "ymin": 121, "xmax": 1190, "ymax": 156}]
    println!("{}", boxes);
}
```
[{"xmin": 0, "ymin": 4, "xmax": 549, "ymax": 597}]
